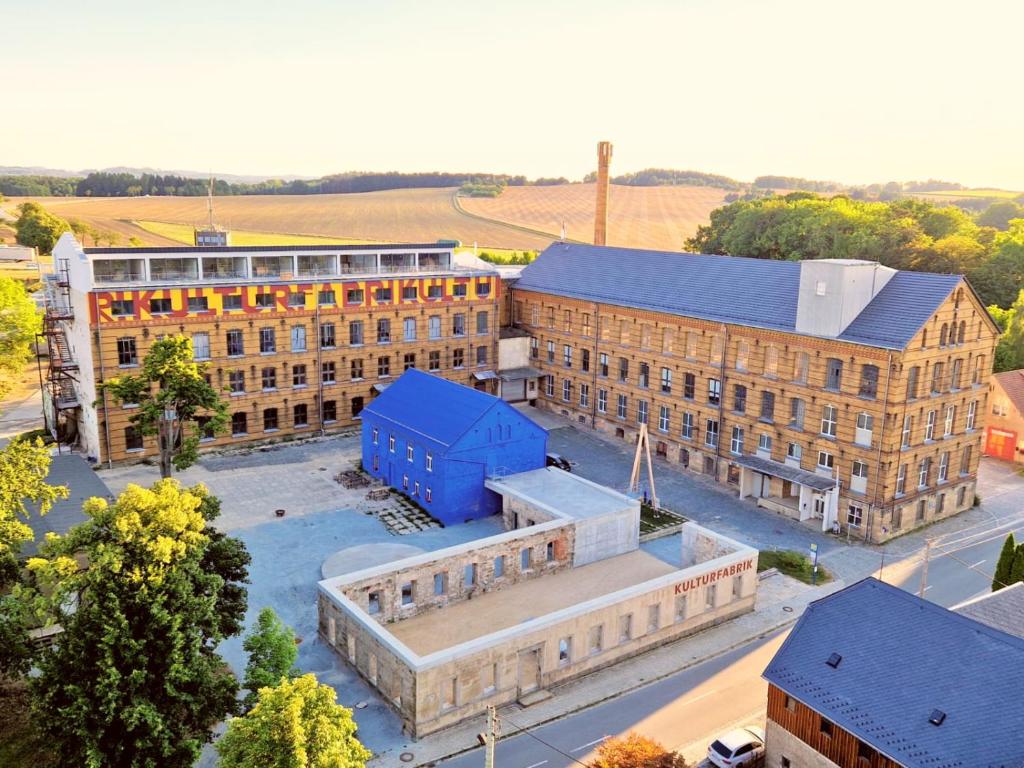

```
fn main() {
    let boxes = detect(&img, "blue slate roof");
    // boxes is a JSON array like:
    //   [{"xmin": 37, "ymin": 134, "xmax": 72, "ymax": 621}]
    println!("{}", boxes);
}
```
[
  {"xmin": 515, "ymin": 244, "xmax": 964, "ymax": 350},
  {"xmin": 362, "ymin": 369, "xmax": 530, "ymax": 448},
  {"xmin": 763, "ymin": 578, "xmax": 1024, "ymax": 768}
]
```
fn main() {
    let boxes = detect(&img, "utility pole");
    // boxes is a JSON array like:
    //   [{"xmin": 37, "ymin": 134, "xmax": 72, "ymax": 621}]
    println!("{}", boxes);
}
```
[
  {"xmin": 477, "ymin": 706, "xmax": 499, "ymax": 768},
  {"xmin": 918, "ymin": 539, "xmax": 932, "ymax": 598}
]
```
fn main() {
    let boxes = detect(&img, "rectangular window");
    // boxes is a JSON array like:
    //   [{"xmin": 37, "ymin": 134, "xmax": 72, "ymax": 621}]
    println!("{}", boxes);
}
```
[
  {"xmin": 902, "ymin": 415, "xmax": 913, "ymax": 448},
  {"xmin": 647, "ymin": 603, "xmax": 660, "ymax": 633},
  {"xmin": 597, "ymin": 389, "xmax": 608, "ymax": 413},
  {"xmin": 563, "ymin": 345, "xmax": 573, "ymax": 367},
  {"xmin": 794, "ymin": 351, "xmax": 809, "ymax": 383},
  {"xmin": 932, "ymin": 362, "xmax": 945, "ymax": 394},
  {"xmin": 758, "ymin": 433, "xmax": 772, "ymax": 454},
  {"xmin": 322, "ymin": 361, "xmax": 336, "ymax": 384},
  {"xmin": 255, "ymin": 292, "xmax": 274, "ymax": 309},
  {"xmin": 944, "ymin": 404, "xmax": 956, "ymax": 437},
  {"xmin": 579, "ymin": 383, "xmax": 590, "ymax": 408},
  {"xmin": 463, "ymin": 562, "xmax": 477, "ymax": 587},
  {"xmin": 404, "ymin": 352, "xmax": 416, "ymax": 371},
  {"xmin": 681, "ymin": 412, "xmax": 694, "ymax": 439},
  {"xmin": 966, "ymin": 400, "xmax": 977, "ymax": 430},
  {"xmin": 589, "ymin": 624, "xmax": 603, "ymax": 655},
  {"xmin": 375, "ymin": 287, "xmax": 393, "ymax": 302},
  {"xmin": 817, "ymin": 451, "xmax": 834, "ymax": 471},
  {"xmin": 661, "ymin": 367, "xmax": 672, "ymax": 394},
  {"xmin": 581, "ymin": 348, "xmax": 590, "ymax": 373},
  {"xmin": 475, "ymin": 345, "xmax": 488, "ymax": 366},
  {"xmin": 851, "ymin": 460, "xmax": 869, "ymax": 493},
  {"xmin": 453, "ymin": 283, "xmax": 468, "ymax": 298},
  {"xmin": 733, "ymin": 384, "xmax": 747, "ymax": 413},
  {"xmin": 377, "ymin": 318, "xmax": 391, "ymax": 343},
  {"xmin": 477, "ymin": 311, "xmax": 489, "ymax": 335},
  {"xmin": 346, "ymin": 288, "xmax": 365, "ymax": 305},
  {"xmin": 683, "ymin": 373, "xmax": 695, "ymax": 400},
  {"xmin": 318, "ymin": 289, "xmax": 336, "ymax": 306},
  {"xmin": 228, "ymin": 370, "xmax": 245, "ymax": 394},
  {"xmin": 760, "ymin": 391, "xmax": 775, "ymax": 421},
  {"xmin": 907, "ymin": 366, "xmax": 920, "ymax": 399},
  {"xmin": 530, "ymin": 336, "xmax": 539, "ymax": 359},
  {"xmin": 349, "ymin": 320, "xmax": 364, "ymax": 345},
  {"xmin": 658, "ymin": 405, "xmax": 670, "ymax": 432},
  {"xmin": 826, "ymin": 358, "xmax": 843, "ymax": 390},
  {"xmin": 599, "ymin": 353, "xmax": 609, "ymax": 377},
  {"xmin": 708, "ymin": 378, "xmax": 721, "ymax": 405},
  {"xmin": 546, "ymin": 340, "xmax": 555, "ymax": 363},
  {"xmin": 260, "ymin": 327, "xmax": 276, "ymax": 354},
  {"xmin": 637, "ymin": 399, "xmax": 649, "ymax": 425},
  {"xmin": 562, "ymin": 379, "xmax": 572, "ymax": 402},
  {"xmin": 453, "ymin": 314, "xmax": 466, "ymax": 337},
  {"xmin": 705, "ymin": 419, "xmax": 719, "ymax": 448},
  {"xmin": 859, "ymin": 364, "xmax": 879, "ymax": 398},
  {"xmin": 292, "ymin": 364, "xmax": 307, "ymax": 387},
  {"xmin": 619, "ymin": 613, "xmax": 633, "ymax": 642},
  {"xmin": 323, "ymin": 400, "xmax": 337, "ymax": 422},
  {"xmin": 429, "ymin": 315, "xmax": 441, "ymax": 340},
  {"xmin": 925, "ymin": 409, "xmax": 936, "ymax": 441},
  {"xmin": 847, "ymin": 503, "xmax": 863, "ymax": 527},
  {"xmin": 787, "ymin": 442, "xmax": 802, "ymax": 462},
  {"xmin": 686, "ymin": 332, "xmax": 698, "ymax": 359},
  {"xmin": 117, "ymin": 336, "xmax": 137, "ymax": 366},
  {"xmin": 617, "ymin": 394, "xmax": 628, "ymax": 418},
  {"xmin": 764, "ymin": 345, "xmax": 778, "ymax": 376},
  {"xmin": 111, "ymin": 300, "xmax": 135, "ymax": 317},
  {"xmin": 429, "ymin": 351, "xmax": 440, "ymax": 371},
  {"xmin": 231, "ymin": 412, "xmax": 247, "ymax": 436},
  {"xmin": 403, "ymin": 317, "xmax": 416, "ymax": 342},
  {"xmin": 191, "ymin": 332, "xmax": 210, "ymax": 360},
  {"xmin": 493, "ymin": 555, "xmax": 505, "ymax": 578},
  {"xmin": 453, "ymin": 348, "xmax": 464, "ymax": 369},
  {"xmin": 226, "ymin": 329, "xmax": 244, "ymax": 357},
  {"xmin": 896, "ymin": 463, "xmax": 907, "ymax": 495},
  {"xmin": 263, "ymin": 408, "xmax": 279, "ymax": 431},
  {"xmin": 351, "ymin": 358, "xmax": 364, "ymax": 380},
  {"xmin": 187, "ymin": 296, "xmax": 208, "ymax": 313},
  {"xmin": 709, "ymin": 334, "xmax": 724, "ymax": 363},
  {"xmin": 428, "ymin": 284, "xmax": 442, "ymax": 299},
  {"xmin": 401, "ymin": 582, "xmax": 415, "ymax": 606},
  {"xmin": 619, "ymin": 357, "xmax": 629, "ymax": 383},
  {"xmin": 261, "ymin": 366, "xmax": 277, "ymax": 390},
  {"xmin": 124, "ymin": 425, "xmax": 143, "ymax": 451},
  {"xmin": 222, "ymin": 294, "xmax": 243, "ymax": 311},
  {"xmin": 544, "ymin": 375, "xmax": 554, "ymax": 397},
  {"xmin": 730, "ymin": 426, "xmax": 744, "ymax": 455},
  {"xmin": 558, "ymin": 637, "xmax": 572, "ymax": 666},
  {"xmin": 918, "ymin": 457, "xmax": 931, "ymax": 488},
  {"xmin": 319, "ymin": 323, "xmax": 336, "ymax": 348},
  {"xmin": 433, "ymin": 572, "xmax": 448, "ymax": 596},
  {"xmin": 378, "ymin": 356, "xmax": 391, "ymax": 377},
  {"xmin": 402, "ymin": 286, "xmax": 417, "ymax": 301},
  {"xmin": 291, "ymin": 325, "xmax": 307, "ymax": 352},
  {"xmin": 674, "ymin": 594, "xmax": 687, "ymax": 622},
  {"xmin": 705, "ymin": 583, "xmax": 717, "ymax": 609},
  {"xmin": 583, "ymin": 313, "xmax": 592, "ymax": 336},
  {"xmin": 938, "ymin": 451, "xmax": 949, "ymax": 482},
  {"xmin": 520, "ymin": 547, "xmax": 531, "ymax": 571},
  {"xmin": 820, "ymin": 405, "xmax": 837, "ymax": 437},
  {"xmin": 293, "ymin": 404, "xmax": 308, "ymax": 427},
  {"xmin": 735, "ymin": 340, "xmax": 749, "ymax": 370},
  {"xmin": 563, "ymin": 310, "xmax": 572, "ymax": 333},
  {"xmin": 639, "ymin": 363, "xmax": 649, "ymax": 388}
]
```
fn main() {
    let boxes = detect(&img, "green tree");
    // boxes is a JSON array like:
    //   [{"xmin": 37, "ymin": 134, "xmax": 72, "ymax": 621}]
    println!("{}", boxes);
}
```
[
  {"xmin": 0, "ymin": 276, "xmax": 41, "ymax": 401},
  {"xmin": 98, "ymin": 336, "xmax": 228, "ymax": 478},
  {"xmin": 242, "ymin": 607, "xmax": 299, "ymax": 710},
  {"xmin": 1009, "ymin": 544, "xmax": 1024, "ymax": 588},
  {"xmin": 977, "ymin": 200, "xmax": 1024, "ymax": 231},
  {"xmin": 989, "ymin": 291, "xmax": 1024, "ymax": 373},
  {"xmin": 217, "ymin": 673, "xmax": 370, "ymax": 768},
  {"xmin": 14, "ymin": 202, "xmax": 70, "ymax": 255},
  {"xmin": 993, "ymin": 533, "xmax": 1016, "ymax": 590},
  {"xmin": 27, "ymin": 480, "xmax": 248, "ymax": 768}
]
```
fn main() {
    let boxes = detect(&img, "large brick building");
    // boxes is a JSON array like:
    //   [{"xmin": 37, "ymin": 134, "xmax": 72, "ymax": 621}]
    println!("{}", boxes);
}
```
[
  {"xmin": 511, "ymin": 243, "xmax": 999, "ymax": 541},
  {"xmin": 45, "ymin": 235, "xmax": 501, "ymax": 465}
]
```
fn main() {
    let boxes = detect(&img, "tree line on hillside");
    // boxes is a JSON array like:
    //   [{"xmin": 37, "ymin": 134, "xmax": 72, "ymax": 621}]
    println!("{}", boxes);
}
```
[{"xmin": 0, "ymin": 176, "xmax": 79, "ymax": 196}]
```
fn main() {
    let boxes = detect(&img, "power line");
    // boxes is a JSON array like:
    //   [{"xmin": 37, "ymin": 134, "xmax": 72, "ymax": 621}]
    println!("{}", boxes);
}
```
[{"xmin": 498, "ymin": 712, "xmax": 595, "ymax": 768}]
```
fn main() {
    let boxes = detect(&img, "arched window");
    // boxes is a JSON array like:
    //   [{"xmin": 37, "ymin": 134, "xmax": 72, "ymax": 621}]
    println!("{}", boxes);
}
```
[
  {"xmin": 958, "ymin": 320, "xmax": 966, "ymax": 344},
  {"xmin": 921, "ymin": 329, "xmax": 928, "ymax": 348},
  {"xmin": 939, "ymin": 323, "xmax": 948, "ymax": 347}
]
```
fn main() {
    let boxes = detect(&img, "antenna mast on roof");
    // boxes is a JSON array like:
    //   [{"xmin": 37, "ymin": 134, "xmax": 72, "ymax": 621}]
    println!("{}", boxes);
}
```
[{"xmin": 207, "ymin": 174, "xmax": 216, "ymax": 231}]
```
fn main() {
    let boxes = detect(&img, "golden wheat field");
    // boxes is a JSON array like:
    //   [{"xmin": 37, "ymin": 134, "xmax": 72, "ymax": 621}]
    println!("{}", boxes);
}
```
[
  {"xmin": 3, "ymin": 188, "xmax": 556, "ymax": 250},
  {"xmin": 3, "ymin": 182, "xmax": 730, "ymax": 252},
  {"xmin": 459, "ymin": 182, "xmax": 729, "ymax": 251}
]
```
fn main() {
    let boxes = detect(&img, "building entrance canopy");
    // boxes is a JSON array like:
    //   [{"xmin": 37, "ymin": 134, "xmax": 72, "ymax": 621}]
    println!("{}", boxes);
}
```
[{"xmin": 733, "ymin": 455, "xmax": 836, "ymax": 492}]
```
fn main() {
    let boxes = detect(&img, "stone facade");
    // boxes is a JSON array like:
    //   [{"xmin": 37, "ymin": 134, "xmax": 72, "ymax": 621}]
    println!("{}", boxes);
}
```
[{"xmin": 513, "ymin": 283, "xmax": 996, "ymax": 542}]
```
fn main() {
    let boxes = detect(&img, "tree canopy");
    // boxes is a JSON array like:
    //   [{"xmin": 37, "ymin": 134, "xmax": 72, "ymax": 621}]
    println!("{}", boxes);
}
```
[
  {"xmin": 0, "ymin": 276, "xmax": 41, "ymax": 401},
  {"xmin": 592, "ymin": 733, "xmax": 689, "ymax": 768},
  {"xmin": 97, "ymin": 336, "xmax": 229, "ymax": 477},
  {"xmin": 14, "ymin": 202, "xmax": 70, "ymax": 255},
  {"xmin": 242, "ymin": 607, "xmax": 299, "ymax": 711},
  {"xmin": 217, "ymin": 673, "xmax": 371, "ymax": 768},
  {"xmin": 27, "ymin": 480, "xmax": 248, "ymax": 768}
]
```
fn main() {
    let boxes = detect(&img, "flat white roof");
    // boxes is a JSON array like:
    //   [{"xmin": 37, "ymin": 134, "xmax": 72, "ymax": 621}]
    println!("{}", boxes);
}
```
[{"xmin": 485, "ymin": 467, "xmax": 637, "ymax": 520}]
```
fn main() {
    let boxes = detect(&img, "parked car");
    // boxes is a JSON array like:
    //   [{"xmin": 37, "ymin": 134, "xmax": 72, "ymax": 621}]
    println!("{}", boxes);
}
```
[
  {"xmin": 545, "ymin": 453, "xmax": 571, "ymax": 472},
  {"xmin": 707, "ymin": 726, "xmax": 765, "ymax": 768}
]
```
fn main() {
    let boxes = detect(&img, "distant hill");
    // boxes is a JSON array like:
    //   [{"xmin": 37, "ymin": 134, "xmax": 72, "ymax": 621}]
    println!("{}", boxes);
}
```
[{"xmin": 0, "ymin": 166, "xmax": 312, "ymax": 184}]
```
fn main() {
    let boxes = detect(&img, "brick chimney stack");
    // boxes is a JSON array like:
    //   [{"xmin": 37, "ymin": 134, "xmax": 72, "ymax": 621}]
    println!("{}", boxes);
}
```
[{"xmin": 594, "ymin": 141, "xmax": 612, "ymax": 246}]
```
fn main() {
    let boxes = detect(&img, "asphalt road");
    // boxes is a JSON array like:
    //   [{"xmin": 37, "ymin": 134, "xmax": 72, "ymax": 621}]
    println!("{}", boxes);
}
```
[{"xmin": 440, "ymin": 630, "xmax": 788, "ymax": 768}]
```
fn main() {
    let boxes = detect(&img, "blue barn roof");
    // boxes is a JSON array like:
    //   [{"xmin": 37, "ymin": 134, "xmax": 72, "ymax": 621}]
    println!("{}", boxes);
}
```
[
  {"xmin": 763, "ymin": 578, "xmax": 1024, "ymax": 768},
  {"xmin": 515, "ymin": 243, "xmax": 966, "ymax": 350},
  {"xmin": 363, "ymin": 369, "xmax": 537, "ymax": 448}
]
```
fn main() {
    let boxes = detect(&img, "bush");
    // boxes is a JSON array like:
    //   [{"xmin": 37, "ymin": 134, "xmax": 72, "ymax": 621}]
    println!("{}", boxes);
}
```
[{"xmin": 758, "ymin": 549, "xmax": 830, "ymax": 585}]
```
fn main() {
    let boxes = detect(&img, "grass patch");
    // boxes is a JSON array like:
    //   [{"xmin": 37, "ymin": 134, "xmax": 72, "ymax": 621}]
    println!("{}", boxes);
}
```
[
  {"xmin": 0, "ymin": 682, "xmax": 54, "ymax": 768},
  {"xmin": 134, "ymin": 220, "xmax": 383, "ymax": 247},
  {"xmin": 758, "ymin": 549, "xmax": 831, "ymax": 585},
  {"xmin": 639, "ymin": 502, "xmax": 686, "ymax": 535}
]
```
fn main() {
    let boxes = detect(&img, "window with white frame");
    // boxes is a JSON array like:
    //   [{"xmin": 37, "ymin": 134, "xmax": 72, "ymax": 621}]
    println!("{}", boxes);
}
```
[
  {"xmin": 637, "ymin": 400, "xmax": 649, "ymax": 425},
  {"xmin": 787, "ymin": 442, "xmax": 802, "ymax": 462},
  {"xmin": 820, "ymin": 405, "xmax": 837, "ymax": 437},
  {"xmin": 847, "ymin": 503, "xmax": 863, "ymax": 528},
  {"xmin": 817, "ymin": 450, "xmax": 834, "ymax": 472},
  {"xmin": 918, "ymin": 457, "xmax": 931, "ymax": 488},
  {"xmin": 896, "ymin": 463, "xmax": 907, "ymax": 495},
  {"xmin": 406, "ymin": 444, "xmax": 414, "ymax": 462},
  {"xmin": 389, "ymin": 434, "xmax": 395, "ymax": 452},
  {"xmin": 617, "ymin": 394, "xmax": 628, "ymax": 419},
  {"xmin": 730, "ymin": 426, "xmax": 744, "ymax": 454},
  {"xmin": 938, "ymin": 451, "xmax": 949, "ymax": 482},
  {"xmin": 562, "ymin": 379, "xmax": 571, "ymax": 402},
  {"xmin": 658, "ymin": 405, "xmax": 670, "ymax": 432},
  {"xmin": 426, "ymin": 452, "xmax": 433, "ymax": 471},
  {"xmin": 291, "ymin": 325, "xmax": 306, "ymax": 352},
  {"xmin": 579, "ymin": 383, "xmax": 590, "ymax": 408},
  {"xmin": 855, "ymin": 412, "xmax": 873, "ymax": 446},
  {"xmin": 661, "ymin": 367, "xmax": 672, "ymax": 393},
  {"xmin": 681, "ymin": 412, "xmax": 694, "ymax": 439},
  {"xmin": 758, "ymin": 433, "xmax": 772, "ymax": 454},
  {"xmin": 943, "ymin": 404, "xmax": 955, "ymax": 437},
  {"xmin": 191, "ymin": 332, "xmax": 210, "ymax": 360},
  {"xmin": 966, "ymin": 400, "xmax": 977, "ymax": 430},
  {"xmin": 851, "ymin": 460, "xmax": 869, "ymax": 493},
  {"xmin": 925, "ymin": 410, "xmax": 936, "ymax": 441},
  {"xmin": 902, "ymin": 415, "xmax": 913, "ymax": 447},
  {"xmin": 705, "ymin": 419, "xmax": 719, "ymax": 448},
  {"xmin": 708, "ymin": 378, "xmax": 721, "ymax": 404},
  {"xmin": 545, "ymin": 375, "xmax": 554, "ymax": 397},
  {"xmin": 597, "ymin": 389, "xmax": 608, "ymax": 413},
  {"xmin": 563, "ymin": 345, "xmax": 573, "ymax": 367}
]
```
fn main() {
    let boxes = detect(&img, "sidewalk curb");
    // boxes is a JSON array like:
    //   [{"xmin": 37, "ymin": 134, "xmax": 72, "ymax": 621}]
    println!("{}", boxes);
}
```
[{"xmin": 372, "ymin": 611, "xmax": 806, "ymax": 768}]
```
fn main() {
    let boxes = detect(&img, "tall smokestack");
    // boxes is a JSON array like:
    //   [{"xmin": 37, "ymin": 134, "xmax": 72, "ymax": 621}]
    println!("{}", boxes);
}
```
[{"xmin": 594, "ymin": 141, "xmax": 612, "ymax": 246}]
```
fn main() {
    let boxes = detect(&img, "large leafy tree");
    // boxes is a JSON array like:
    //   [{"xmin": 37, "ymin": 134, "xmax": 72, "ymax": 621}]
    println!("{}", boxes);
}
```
[
  {"xmin": 98, "ymin": 336, "xmax": 228, "ymax": 478},
  {"xmin": 0, "ymin": 276, "xmax": 41, "ymax": 402},
  {"xmin": 988, "ymin": 291, "xmax": 1024, "ymax": 373},
  {"xmin": 14, "ymin": 202, "xmax": 70, "ymax": 255},
  {"xmin": 0, "ymin": 438, "xmax": 67, "ymax": 678},
  {"xmin": 217, "ymin": 673, "xmax": 370, "ymax": 768},
  {"xmin": 27, "ymin": 480, "xmax": 249, "ymax": 768},
  {"xmin": 242, "ymin": 607, "xmax": 298, "ymax": 711},
  {"xmin": 993, "ymin": 533, "xmax": 1016, "ymax": 591}
]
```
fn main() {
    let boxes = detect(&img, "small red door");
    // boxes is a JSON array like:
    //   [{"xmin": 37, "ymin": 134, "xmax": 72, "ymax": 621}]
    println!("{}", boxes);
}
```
[{"xmin": 985, "ymin": 427, "xmax": 1017, "ymax": 461}]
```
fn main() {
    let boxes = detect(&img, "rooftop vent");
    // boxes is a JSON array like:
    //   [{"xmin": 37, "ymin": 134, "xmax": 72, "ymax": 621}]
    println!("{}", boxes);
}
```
[
  {"xmin": 826, "ymin": 653, "xmax": 842, "ymax": 669},
  {"xmin": 929, "ymin": 710, "xmax": 946, "ymax": 726}
]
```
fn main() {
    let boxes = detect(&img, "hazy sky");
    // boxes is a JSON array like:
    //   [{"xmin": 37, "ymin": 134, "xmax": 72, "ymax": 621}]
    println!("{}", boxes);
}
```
[{"xmin": 6, "ymin": 0, "xmax": 1022, "ymax": 187}]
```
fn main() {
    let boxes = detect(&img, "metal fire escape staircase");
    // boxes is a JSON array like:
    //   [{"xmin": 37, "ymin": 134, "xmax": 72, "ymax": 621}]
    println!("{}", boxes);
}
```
[{"xmin": 42, "ymin": 258, "xmax": 80, "ymax": 411}]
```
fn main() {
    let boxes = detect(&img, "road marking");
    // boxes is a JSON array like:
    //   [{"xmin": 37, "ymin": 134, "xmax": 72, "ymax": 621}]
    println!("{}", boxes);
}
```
[
  {"xmin": 571, "ymin": 737, "xmax": 608, "ymax": 753},
  {"xmin": 524, "ymin": 761, "xmax": 548, "ymax": 768},
  {"xmin": 679, "ymin": 689, "xmax": 719, "ymax": 707},
  {"xmin": 969, "ymin": 559, "xmax": 986, "ymax": 569}
]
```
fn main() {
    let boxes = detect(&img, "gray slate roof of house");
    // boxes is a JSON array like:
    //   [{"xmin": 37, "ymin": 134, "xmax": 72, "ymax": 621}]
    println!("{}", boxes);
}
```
[
  {"xmin": 763, "ymin": 578, "xmax": 1024, "ymax": 768},
  {"xmin": 19, "ymin": 455, "xmax": 114, "ymax": 556},
  {"xmin": 953, "ymin": 582, "xmax": 1024, "ymax": 638},
  {"xmin": 515, "ymin": 243, "xmax": 964, "ymax": 350}
]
